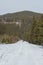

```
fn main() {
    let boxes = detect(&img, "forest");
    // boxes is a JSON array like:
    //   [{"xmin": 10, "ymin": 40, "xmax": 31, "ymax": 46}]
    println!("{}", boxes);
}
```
[{"xmin": 0, "ymin": 11, "xmax": 43, "ymax": 45}]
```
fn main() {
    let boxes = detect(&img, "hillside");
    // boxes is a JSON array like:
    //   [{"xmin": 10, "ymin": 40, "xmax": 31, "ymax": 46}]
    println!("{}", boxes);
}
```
[
  {"xmin": 0, "ymin": 11, "xmax": 42, "ymax": 22},
  {"xmin": 0, "ymin": 11, "xmax": 43, "ymax": 45}
]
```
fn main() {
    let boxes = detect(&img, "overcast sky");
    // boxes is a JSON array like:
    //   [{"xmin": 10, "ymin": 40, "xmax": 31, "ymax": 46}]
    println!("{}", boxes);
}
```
[{"xmin": 0, "ymin": 0, "xmax": 43, "ymax": 15}]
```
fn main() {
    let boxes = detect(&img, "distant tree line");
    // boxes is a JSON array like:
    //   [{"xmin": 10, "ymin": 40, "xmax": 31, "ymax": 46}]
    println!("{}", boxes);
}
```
[{"xmin": 0, "ymin": 15, "xmax": 43, "ymax": 45}]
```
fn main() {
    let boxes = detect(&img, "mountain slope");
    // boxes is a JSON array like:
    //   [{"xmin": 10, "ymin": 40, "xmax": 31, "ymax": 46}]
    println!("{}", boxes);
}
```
[
  {"xmin": 0, "ymin": 11, "xmax": 43, "ymax": 45},
  {"xmin": 0, "ymin": 11, "xmax": 42, "ymax": 21}
]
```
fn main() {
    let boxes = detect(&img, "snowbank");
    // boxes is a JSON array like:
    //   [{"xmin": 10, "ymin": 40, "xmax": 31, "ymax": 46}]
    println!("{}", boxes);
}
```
[{"xmin": 0, "ymin": 40, "xmax": 43, "ymax": 65}]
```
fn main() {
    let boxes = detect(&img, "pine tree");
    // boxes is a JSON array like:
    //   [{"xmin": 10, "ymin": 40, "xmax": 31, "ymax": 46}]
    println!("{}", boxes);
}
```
[
  {"xmin": 38, "ymin": 15, "xmax": 43, "ymax": 45},
  {"xmin": 30, "ymin": 16, "xmax": 37, "ymax": 44}
]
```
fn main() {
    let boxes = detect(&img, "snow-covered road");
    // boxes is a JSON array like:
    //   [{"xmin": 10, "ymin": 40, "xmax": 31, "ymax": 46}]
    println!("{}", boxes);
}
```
[{"xmin": 0, "ymin": 40, "xmax": 43, "ymax": 65}]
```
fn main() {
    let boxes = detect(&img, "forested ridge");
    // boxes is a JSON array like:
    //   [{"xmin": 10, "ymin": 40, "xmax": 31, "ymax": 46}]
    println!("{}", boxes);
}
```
[{"xmin": 0, "ymin": 11, "xmax": 43, "ymax": 45}]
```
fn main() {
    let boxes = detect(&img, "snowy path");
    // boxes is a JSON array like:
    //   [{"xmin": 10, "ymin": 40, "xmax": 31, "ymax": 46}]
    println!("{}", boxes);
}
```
[{"xmin": 0, "ymin": 40, "xmax": 43, "ymax": 65}]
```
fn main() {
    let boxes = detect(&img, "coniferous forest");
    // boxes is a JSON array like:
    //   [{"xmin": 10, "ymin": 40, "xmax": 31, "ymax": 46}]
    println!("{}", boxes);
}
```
[{"xmin": 0, "ymin": 11, "xmax": 43, "ymax": 45}]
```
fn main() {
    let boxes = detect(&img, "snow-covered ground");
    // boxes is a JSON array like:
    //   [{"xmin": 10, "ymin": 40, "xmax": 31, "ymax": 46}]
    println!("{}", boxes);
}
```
[{"xmin": 0, "ymin": 40, "xmax": 43, "ymax": 65}]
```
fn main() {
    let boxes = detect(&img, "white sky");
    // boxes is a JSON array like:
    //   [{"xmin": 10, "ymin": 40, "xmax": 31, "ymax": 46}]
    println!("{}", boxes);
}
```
[{"xmin": 0, "ymin": 0, "xmax": 43, "ymax": 15}]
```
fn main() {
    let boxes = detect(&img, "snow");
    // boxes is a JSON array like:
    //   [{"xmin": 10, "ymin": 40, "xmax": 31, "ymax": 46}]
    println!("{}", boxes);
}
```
[{"xmin": 0, "ymin": 40, "xmax": 43, "ymax": 65}]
